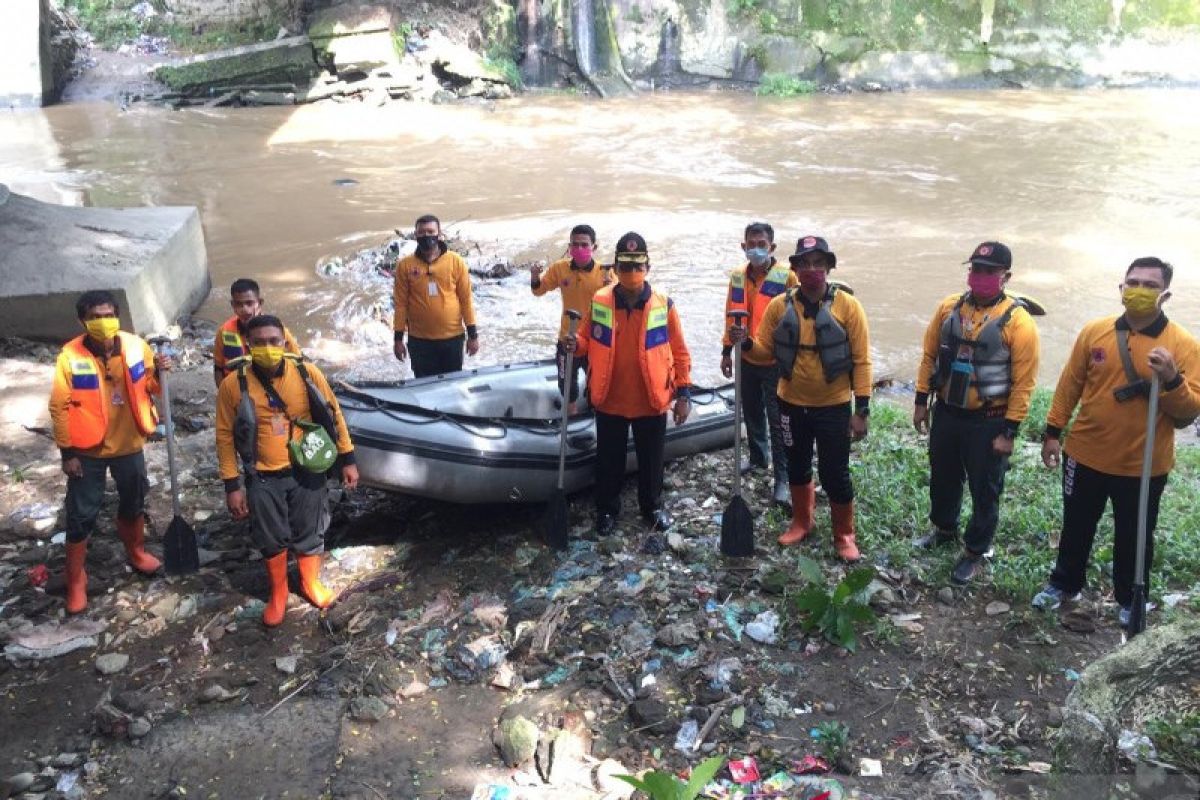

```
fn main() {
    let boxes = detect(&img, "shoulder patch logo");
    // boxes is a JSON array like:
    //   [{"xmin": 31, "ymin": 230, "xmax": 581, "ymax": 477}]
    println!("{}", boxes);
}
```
[{"xmin": 1091, "ymin": 347, "xmax": 1106, "ymax": 365}]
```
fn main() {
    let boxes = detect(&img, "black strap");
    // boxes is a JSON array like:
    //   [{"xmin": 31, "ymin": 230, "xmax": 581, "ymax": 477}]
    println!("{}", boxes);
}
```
[{"xmin": 1115, "ymin": 325, "xmax": 1142, "ymax": 386}]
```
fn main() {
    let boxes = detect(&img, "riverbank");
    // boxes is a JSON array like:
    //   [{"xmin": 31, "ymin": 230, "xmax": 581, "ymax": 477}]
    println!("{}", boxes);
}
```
[{"xmin": 2, "ymin": 332, "xmax": 1198, "ymax": 798}]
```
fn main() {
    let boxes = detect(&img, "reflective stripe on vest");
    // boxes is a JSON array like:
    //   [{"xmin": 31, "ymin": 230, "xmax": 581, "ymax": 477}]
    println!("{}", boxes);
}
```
[
  {"xmin": 64, "ymin": 333, "xmax": 158, "ymax": 449},
  {"xmin": 937, "ymin": 293, "xmax": 1020, "ymax": 401},
  {"xmin": 772, "ymin": 287, "xmax": 853, "ymax": 383},
  {"xmin": 728, "ymin": 264, "xmax": 791, "ymax": 340},
  {"xmin": 219, "ymin": 318, "xmax": 248, "ymax": 364},
  {"xmin": 587, "ymin": 287, "xmax": 675, "ymax": 412}
]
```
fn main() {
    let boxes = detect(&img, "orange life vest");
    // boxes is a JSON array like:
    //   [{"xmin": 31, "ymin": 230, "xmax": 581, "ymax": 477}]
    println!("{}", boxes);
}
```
[
  {"xmin": 586, "ymin": 286, "xmax": 675, "ymax": 412},
  {"xmin": 218, "ymin": 317, "xmax": 249, "ymax": 367},
  {"xmin": 728, "ymin": 262, "xmax": 791, "ymax": 336},
  {"xmin": 63, "ymin": 333, "xmax": 158, "ymax": 449}
]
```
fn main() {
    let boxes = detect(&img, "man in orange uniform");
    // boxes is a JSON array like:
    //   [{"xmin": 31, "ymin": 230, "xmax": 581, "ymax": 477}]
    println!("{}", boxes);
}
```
[
  {"xmin": 49, "ymin": 290, "xmax": 171, "ymax": 614},
  {"xmin": 1035, "ymin": 257, "xmax": 1200, "ymax": 627},
  {"xmin": 392, "ymin": 214, "xmax": 480, "ymax": 377},
  {"xmin": 215, "ymin": 316, "xmax": 359, "ymax": 627},
  {"xmin": 913, "ymin": 242, "xmax": 1040, "ymax": 585},
  {"xmin": 531, "ymin": 224, "xmax": 611, "ymax": 406},
  {"xmin": 731, "ymin": 236, "xmax": 872, "ymax": 561},
  {"xmin": 212, "ymin": 278, "xmax": 301, "ymax": 387},
  {"xmin": 566, "ymin": 232, "xmax": 692, "ymax": 536},
  {"xmin": 720, "ymin": 221, "xmax": 797, "ymax": 508}
]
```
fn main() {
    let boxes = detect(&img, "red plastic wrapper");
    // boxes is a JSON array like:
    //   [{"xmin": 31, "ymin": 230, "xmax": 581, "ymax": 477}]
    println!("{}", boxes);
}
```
[
  {"xmin": 27, "ymin": 564, "xmax": 50, "ymax": 587},
  {"xmin": 728, "ymin": 755, "xmax": 761, "ymax": 784},
  {"xmin": 791, "ymin": 755, "xmax": 832, "ymax": 775}
]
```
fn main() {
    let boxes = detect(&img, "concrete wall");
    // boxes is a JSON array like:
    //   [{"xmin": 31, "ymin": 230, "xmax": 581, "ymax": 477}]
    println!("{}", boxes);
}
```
[
  {"xmin": 0, "ymin": 0, "xmax": 52, "ymax": 108},
  {"xmin": 0, "ymin": 185, "xmax": 212, "ymax": 343}
]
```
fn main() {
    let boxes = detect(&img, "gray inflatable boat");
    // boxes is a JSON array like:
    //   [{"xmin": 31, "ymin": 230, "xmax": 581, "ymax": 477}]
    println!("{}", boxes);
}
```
[{"xmin": 334, "ymin": 360, "xmax": 736, "ymax": 504}]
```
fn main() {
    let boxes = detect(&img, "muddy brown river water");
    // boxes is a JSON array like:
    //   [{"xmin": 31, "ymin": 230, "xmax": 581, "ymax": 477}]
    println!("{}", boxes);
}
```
[{"xmin": 4, "ymin": 89, "xmax": 1200, "ymax": 385}]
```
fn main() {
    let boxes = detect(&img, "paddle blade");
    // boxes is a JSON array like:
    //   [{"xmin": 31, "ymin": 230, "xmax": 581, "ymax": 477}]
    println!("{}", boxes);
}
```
[
  {"xmin": 164, "ymin": 515, "xmax": 200, "ymax": 575},
  {"xmin": 1127, "ymin": 585, "xmax": 1147, "ymax": 637},
  {"xmin": 720, "ymin": 495, "xmax": 755, "ymax": 557},
  {"xmin": 543, "ymin": 490, "xmax": 570, "ymax": 550}
]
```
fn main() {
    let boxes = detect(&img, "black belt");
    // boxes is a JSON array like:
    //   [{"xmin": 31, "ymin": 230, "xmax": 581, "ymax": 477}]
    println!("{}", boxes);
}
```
[
  {"xmin": 255, "ymin": 468, "xmax": 293, "ymax": 478},
  {"xmin": 935, "ymin": 401, "xmax": 1008, "ymax": 420}
]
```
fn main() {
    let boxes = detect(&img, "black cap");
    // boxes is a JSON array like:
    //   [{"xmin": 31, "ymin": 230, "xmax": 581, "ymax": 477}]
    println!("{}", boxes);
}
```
[
  {"xmin": 964, "ymin": 241, "xmax": 1012, "ymax": 270},
  {"xmin": 615, "ymin": 231, "xmax": 648, "ymax": 257},
  {"xmin": 788, "ymin": 235, "xmax": 837, "ymax": 270}
]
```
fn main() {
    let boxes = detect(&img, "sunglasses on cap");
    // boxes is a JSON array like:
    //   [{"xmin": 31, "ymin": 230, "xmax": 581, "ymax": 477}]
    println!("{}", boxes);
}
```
[{"xmin": 614, "ymin": 253, "xmax": 649, "ymax": 271}]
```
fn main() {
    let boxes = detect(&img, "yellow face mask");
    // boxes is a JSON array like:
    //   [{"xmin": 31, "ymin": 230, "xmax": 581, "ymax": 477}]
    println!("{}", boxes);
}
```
[
  {"xmin": 250, "ymin": 345, "xmax": 285, "ymax": 370},
  {"xmin": 83, "ymin": 317, "xmax": 120, "ymax": 342},
  {"xmin": 1121, "ymin": 286, "xmax": 1161, "ymax": 316}
]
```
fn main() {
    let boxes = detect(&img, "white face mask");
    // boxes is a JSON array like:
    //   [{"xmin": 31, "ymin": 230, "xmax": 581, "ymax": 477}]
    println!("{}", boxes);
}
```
[{"xmin": 745, "ymin": 247, "xmax": 770, "ymax": 267}]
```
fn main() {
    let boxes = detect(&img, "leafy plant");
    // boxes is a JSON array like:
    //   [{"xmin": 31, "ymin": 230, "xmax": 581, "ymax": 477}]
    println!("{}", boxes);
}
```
[
  {"xmin": 392, "ymin": 22, "xmax": 414, "ymax": 59},
  {"xmin": 1145, "ymin": 712, "xmax": 1200, "ymax": 774},
  {"xmin": 484, "ymin": 44, "xmax": 523, "ymax": 89},
  {"xmin": 727, "ymin": 0, "xmax": 761, "ymax": 19},
  {"xmin": 755, "ymin": 73, "xmax": 817, "ymax": 96},
  {"xmin": 789, "ymin": 555, "xmax": 876, "ymax": 651},
  {"xmin": 813, "ymin": 720, "xmax": 851, "ymax": 762},
  {"xmin": 616, "ymin": 756, "xmax": 725, "ymax": 800}
]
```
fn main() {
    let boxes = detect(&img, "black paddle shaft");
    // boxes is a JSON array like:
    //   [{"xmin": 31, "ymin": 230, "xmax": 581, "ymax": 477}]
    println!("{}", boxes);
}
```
[
  {"xmin": 555, "ymin": 310, "xmax": 583, "ymax": 490},
  {"xmin": 728, "ymin": 311, "xmax": 749, "ymax": 499},
  {"xmin": 1129, "ymin": 372, "xmax": 1160, "ymax": 637}
]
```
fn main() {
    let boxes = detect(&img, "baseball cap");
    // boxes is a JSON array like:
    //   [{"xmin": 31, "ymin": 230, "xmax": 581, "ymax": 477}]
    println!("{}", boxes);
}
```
[
  {"xmin": 615, "ymin": 231, "xmax": 648, "ymax": 257},
  {"xmin": 788, "ymin": 235, "xmax": 837, "ymax": 270},
  {"xmin": 964, "ymin": 241, "xmax": 1012, "ymax": 270}
]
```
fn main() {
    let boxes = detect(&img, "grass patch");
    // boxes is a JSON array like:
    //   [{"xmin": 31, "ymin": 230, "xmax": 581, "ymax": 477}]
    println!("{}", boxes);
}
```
[
  {"xmin": 756, "ymin": 73, "xmax": 818, "ymax": 97},
  {"xmin": 1145, "ymin": 712, "xmax": 1200, "ymax": 775},
  {"xmin": 484, "ymin": 44, "xmax": 523, "ymax": 89},
  {"xmin": 852, "ymin": 390, "xmax": 1200, "ymax": 605},
  {"xmin": 65, "ymin": 0, "xmax": 283, "ymax": 52}
]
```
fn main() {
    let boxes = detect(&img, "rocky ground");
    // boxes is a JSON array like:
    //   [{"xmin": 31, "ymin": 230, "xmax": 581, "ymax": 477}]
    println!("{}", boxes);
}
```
[{"xmin": 3, "ymin": 325, "xmax": 1198, "ymax": 800}]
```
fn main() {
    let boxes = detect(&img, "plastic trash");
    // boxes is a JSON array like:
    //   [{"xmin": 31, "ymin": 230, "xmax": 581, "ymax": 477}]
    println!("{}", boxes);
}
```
[
  {"xmin": 728, "ymin": 755, "xmax": 761, "ymax": 784},
  {"xmin": 27, "ymin": 564, "xmax": 49, "ymax": 588},
  {"xmin": 745, "ymin": 609, "xmax": 779, "ymax": 644},
  {"xmin": 674, "ymin": 719, "xmax": 700, "ymax": 752}
]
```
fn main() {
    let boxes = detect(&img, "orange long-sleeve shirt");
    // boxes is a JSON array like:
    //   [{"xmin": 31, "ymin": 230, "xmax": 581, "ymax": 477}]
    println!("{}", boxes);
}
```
[
  {"xmin": 49, "ymin": 335, "xmax": 161, "ymax": 458},
  {"xmin": 722, "ymin": 261, "xmax": 797, "ymax": 367},
  {"xmin": 532, "ymin": 258, "xmax": 612, "ymax": 338},
  {"xmin": 392, "ymin": 247, "xmax": 477, "ymax": 341},
  {"xmin": 576, "ymin": 286, "xmax": 692, "ymax": 418},
  {"xmin": 1046, "ymin": 314, "xmax": 1200, "ymax": 477},
  {"xmin": 215, "ymin": 358, "xmax": 354, "ymax": 482},
  {"xmin": 916, "ymin": 292, "xmax": 1040, "ymax": 427},
  {"xmin": 212, "ymin": 317, "xmax": 301, "ymax": 377},
  {"xmin": 746, "ymin": 288, "xmax": 872, "ymax": 407}
]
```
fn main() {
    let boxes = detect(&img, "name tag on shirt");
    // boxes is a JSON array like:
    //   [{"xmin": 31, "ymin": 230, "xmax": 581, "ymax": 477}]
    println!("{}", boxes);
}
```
[{"xmin": 427, "ymin": 282, "xmax": 439, "ymax": 297}]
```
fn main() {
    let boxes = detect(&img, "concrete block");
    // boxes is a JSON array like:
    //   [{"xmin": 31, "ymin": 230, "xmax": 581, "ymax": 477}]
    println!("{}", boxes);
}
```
[
  {"xmin": 0, "ymin": 184, "xmax": 211, "ymax": 343},
  {"xmin": 154, "ymin": 36, "xmax": 320, "ymax": 96},
  {"xmin": 0, "ymin": 0, "xmax": 52, "ymax": 108}
]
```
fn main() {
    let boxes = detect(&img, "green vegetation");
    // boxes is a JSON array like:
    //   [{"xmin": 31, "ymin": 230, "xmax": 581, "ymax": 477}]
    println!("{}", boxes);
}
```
[
  {"xmin": 392, "ymin": 23, "xmax": 414, "ymax": 61},
  {"xmin": 755, "ymin": 73, "xmax": 818, "ymax": 96},
  {"xmin": 853, "ymin": 390, "xmax": 1200, "ymax": 605},
  {"xmin": 813, "ymin": 720, "xmax": 851, "ymax": 762},
  {"xmin": 616, "ymin": 756, "xmax": 725, "ymax": 800},
  {"xmin": 727, "ymin": 0, "xmax": 763, "ymax": 19},
  {"xmin": 1145, "ymin": 712, "xmax": 1200, "ymax": 774},
  {"xmin": 788, "ymin": 555, "xmax": 877, "ymax": 652},
  {"xmin": 484, "ymin": 44, "xmax": 523, "ymax": 89},
  {"xmin": 65, "ymin": 0, "xmax": 285, "ymax": 52}
]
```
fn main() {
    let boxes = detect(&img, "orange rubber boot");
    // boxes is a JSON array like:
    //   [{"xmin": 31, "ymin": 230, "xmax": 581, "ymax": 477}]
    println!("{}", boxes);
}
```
[
  {"xmin": 778, "ymin": 482, "xmax": 816, "ymax": 546},
  {"xmin": 831, "ymin": 501, "xmax": 861, "ymax": 562},
  {"xmin": 262, "ymin": 551, "xmax": 289, "ymax": 627},
  {"xmin": 65, "ymin": 540, "xmax": 89, "ymax": 614},
  {"xmin": 296, "ymin": 554, "xmax": 334, "ymax": 609},
  {"xmin": 116, "ymin": 516, "xmax": 162, "ymax": 574}
]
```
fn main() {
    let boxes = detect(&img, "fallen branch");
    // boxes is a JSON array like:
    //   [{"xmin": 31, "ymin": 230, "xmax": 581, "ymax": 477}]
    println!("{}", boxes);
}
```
[{"xmin": 693, "ymin": 693, "xmax": 745, "ymax": 752}]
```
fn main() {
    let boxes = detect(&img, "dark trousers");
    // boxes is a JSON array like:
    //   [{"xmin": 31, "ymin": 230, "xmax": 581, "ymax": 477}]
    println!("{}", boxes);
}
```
[
  {"xmin": 555, "ymin": 342, "xmax": 587, "ymax": 404},
  {"xmin": 65, "ymin": 452, "xmax": 148, "ymax": 543},
  {"xmin": 594, "ymin": 411, "xmax": 666, "ymax": 518},
  {"xmin": 778, "ymin": 400, "xmax": 853, "ymax": 503},
  {"xmin": 928, "ymin": 403, "xmax": 1009, "ymax": 555},
  {"xmin": 1050, "ymin": 456, "xmax": 1167, "ymax": 608},
  {"xmin": 410, "ymin": 335, "xmax": 465, "ymax": 378},
  {"xmin": 740, "ymin": 360, "xmax": 787, "ymax": 477},
  {"xmin": 247, "ymin": 473, "xmax": 330, "ymax": 557}
]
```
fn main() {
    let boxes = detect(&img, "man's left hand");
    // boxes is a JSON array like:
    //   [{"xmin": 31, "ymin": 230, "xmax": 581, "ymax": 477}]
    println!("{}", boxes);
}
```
[
  {"xmin": 673, "ymin": 397, "xmax": 691, "ymax": 425},
  {"xmin": 992, "ymin": 433, "xmax": 1014, "ymax": 456},
  {"xmin": 342, "ymin": 463, "xmax": 359, "ymax": 490},
  {"xmin": 1148, "ymin": 346, "xmax": 1178, "ymax": 383},
  {"xmin": 466, "ymin": 338, "xmax": 480, "ymax": 357},
  {"xmin": 849, "ymin": 413, "xmax": 868, "ymax": 442},
  {"xmin": 154, "ymin": 354, "xmax": 173, "ymax": 372}
]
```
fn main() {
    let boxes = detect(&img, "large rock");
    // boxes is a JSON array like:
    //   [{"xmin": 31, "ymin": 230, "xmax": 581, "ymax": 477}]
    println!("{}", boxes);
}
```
[
  {"xmin": 420, "ymin": 31, "xmax": 509, "ymax": 85},
  {"xmin": 154, "ymin": 36, "xmax": 319, "ymax": 96},
  {"xmin": 309, "ymin": 4, "xmax": 399, "ymax": 75},
  {"xmin": 0, "ymin": 185, "xmax": 210, "ymax": 342}
]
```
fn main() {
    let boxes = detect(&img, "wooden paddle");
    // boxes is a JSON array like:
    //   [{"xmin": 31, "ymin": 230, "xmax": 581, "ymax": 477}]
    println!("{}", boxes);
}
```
[
  {"xmin": 151, "ymin": 339, "xmax": 200, "ymax": 574},
  {"xmin": 543, "ymin": 309, "xmax": 582, "ymax": 550},
  {"xmin": 721, "ymin": 311, "xmax": 754, "ymax": 557}
]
